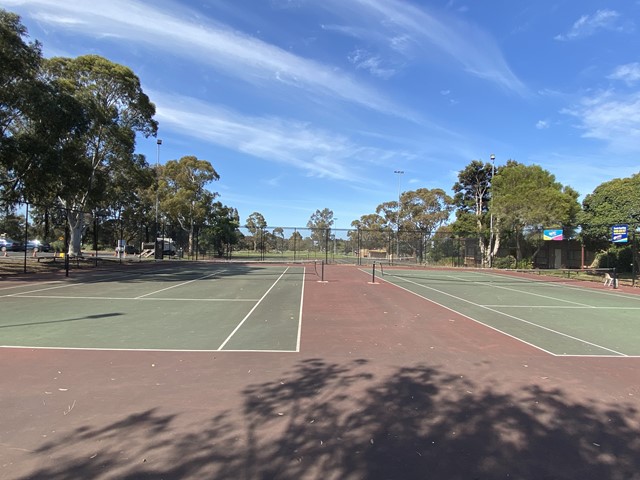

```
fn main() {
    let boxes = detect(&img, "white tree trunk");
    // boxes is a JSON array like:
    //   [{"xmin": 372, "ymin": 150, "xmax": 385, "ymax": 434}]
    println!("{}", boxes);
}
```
[{"xmin": 67, "ymin": 209, "xmax": 85, "ymax": 256}]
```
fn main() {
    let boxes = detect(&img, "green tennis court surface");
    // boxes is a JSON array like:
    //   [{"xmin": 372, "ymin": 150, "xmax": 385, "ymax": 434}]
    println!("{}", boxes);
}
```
[
  {"xmin": 377, "ymin": 267, "xmax": 640, "ymax": 357},
  {"xmin": 0, "ymin": 264, "xmax": 306, "ymax": 352}
]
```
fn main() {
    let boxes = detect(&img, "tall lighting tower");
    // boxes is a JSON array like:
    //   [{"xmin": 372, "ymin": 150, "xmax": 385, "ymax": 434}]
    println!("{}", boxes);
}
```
[
  {"xmin": 394, "ymin": 170, "xmax": 404, "ymax": 262},
  {"xmin": 489, "ymin": 153, "xmax": 495, "ymax": 268},
  {"xmin": 155, "ymin": 139, "xmax": 162, "ymax": 258}
]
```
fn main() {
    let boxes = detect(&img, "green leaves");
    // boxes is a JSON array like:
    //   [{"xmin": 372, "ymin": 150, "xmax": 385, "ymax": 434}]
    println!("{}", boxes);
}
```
[
  {"xmin": 492, "ymin": 161, "xmax": 579, "ymax": 231},
  {"xmin": 580, "ymin": 173, "xmax": 640, "ymax": 247}
]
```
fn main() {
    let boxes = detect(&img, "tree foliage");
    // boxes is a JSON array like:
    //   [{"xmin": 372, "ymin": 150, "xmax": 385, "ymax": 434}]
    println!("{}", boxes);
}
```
[
  {"xmin": 0, "ymin": 10, "xmax": 87, "ymax": 207},
  {"xmin": 199, "ymin": 202, "xmax": 240, "ymax": 257},
  {"xmin": 160, "ymin": 155, "xmax": 220, "ymax": 254},
  {"xmin": 41, "ymin": 54, "xmax": 158, "ymax": 254},
  {"xmin": 580, "ymin": 173, "xmax": 640, "ymax": 249},
  {"xmin": 307, "ymin": 208, "xmax": 334, "ymax": 250},
  {"xmin": 245, "ymin": 212, "xmax": 267, "ymax": 251},
  {"xmin": 492, "ymin": 161, "xmax": 580, "ymax": 230},
  {"xmin": 451, "ymin": 160, "xmax": 495, "ymax": 266},
  {"xmin": 452, "ymin": 160, "xmax": 493, "ymax": 219},
  {"xmin": 402, "ymin": 188, "xmax": 453, "ymax": 232},
  {"xmin": 491, "ymin": 161, "xmax": 580, "ymax": 261}
]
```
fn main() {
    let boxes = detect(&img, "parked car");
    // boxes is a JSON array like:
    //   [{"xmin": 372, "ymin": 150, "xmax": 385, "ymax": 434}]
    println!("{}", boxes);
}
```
[
  {"xmin": 0, "ymin": 237, "xmax": 23, "ymax": 251},
  {"xmin": 27, "ymin": 240, "xmax": 51, "ymax": 252}
]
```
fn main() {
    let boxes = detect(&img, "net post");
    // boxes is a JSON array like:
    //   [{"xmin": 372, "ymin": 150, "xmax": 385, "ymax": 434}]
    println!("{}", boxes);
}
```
[
  {"xmin": 612, "ymin": 268, "xmax": 618, "ymax": 289},
  {"xmin": 321, "ymin": 261, "xmax": 325, "ymax": 282},
  {"xmin": 372, "ymin": 262, "xmax": 376, "ymax": 283}
]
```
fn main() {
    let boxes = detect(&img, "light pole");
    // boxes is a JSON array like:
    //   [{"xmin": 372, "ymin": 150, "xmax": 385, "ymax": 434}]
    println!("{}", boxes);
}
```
[
  {"xmin": 488, "ymin": 154, "xmax": 495, "ymax": 268},
  {"xmin": 333, "ymin": 218, "xmax": 338, "ymax": 259},
  {"xmin": 394, "ymin": 170, "xmax": 404, "ymax": 262},
  {"xmin": 155, "ymin": 139, "xmax": 162, "ymax": 258}
]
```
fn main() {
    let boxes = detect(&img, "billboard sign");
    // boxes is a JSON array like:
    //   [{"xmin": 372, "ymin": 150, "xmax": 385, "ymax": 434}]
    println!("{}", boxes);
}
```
[
  {"xmin": 611, "ymin": 224, "xmax": 629, "ymax": 243},
  {"xmin": 543, "ymin": 229, "xmax": 563, "ymax": 241}
]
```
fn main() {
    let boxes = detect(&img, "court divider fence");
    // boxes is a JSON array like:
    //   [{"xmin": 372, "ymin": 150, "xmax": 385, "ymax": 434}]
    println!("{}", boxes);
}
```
[{"xmin": 1, "ymin": 201, "xmax": 638, "ymax": 284}]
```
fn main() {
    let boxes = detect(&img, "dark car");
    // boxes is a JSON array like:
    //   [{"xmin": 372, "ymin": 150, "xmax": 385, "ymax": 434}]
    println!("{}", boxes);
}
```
[
  {"xmin": 27, "ymin": 240, "xmax": 51, "ymax": 252},
  {"xmin": 0, "ymin": 237, "xmax": 23, "ymax": 251}
]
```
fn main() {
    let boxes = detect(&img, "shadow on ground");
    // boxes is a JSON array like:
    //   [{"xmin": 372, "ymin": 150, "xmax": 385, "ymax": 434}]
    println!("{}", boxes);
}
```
[{"xmin": 19, "ymin": 358, "xmax": 640, "ymax": 479}]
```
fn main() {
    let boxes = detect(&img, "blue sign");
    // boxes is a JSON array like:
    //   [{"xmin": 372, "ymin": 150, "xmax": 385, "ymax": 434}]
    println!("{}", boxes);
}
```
[
  {"xmin": 612, "ymin": 224, "xmax": 629, "ymax": 243},
  {"xmin": 543, "ymin": 229, "xmax": 563, "ymax": 241}
]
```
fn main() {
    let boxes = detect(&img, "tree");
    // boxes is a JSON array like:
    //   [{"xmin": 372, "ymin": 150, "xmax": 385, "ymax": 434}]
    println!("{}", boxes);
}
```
[
  {"xmin": 350, "ymin": 214, "xmax": 389, "ymax": 253},
  {"xmin": 451, "ymin": 160, "xmax": 494, "ymax": 266},
  {"xmin": 580, "ymin": 173, "xmax": 640, "ymax": 246},
  {"xmin": 0, "ymin": 10, "xmax": 87, "ymax": 209},
  {"xmin": 0, "ymin": 9, "xmax": 42, "ymax": 201},
  {"xmin": 272, "ymin": 227, "xmax": 285, "ymax": 253},
  {"xmin": 43, "ymin": 54, "xmax": 157, "ymax": 255},
  {"xmin": 245, "ymin": 212, "xmax": 267, "ymax": 251},
  {"xmin": 307, "ymin": 208, "xmax": 334, "ymax": 251},
  {"xmin": 288, "ymin": 230, "xmax": 303, "ymax": 253},
  {"xmin": 402, "ymin": 188, "xmax": 453, "ymax": 232},
  {"xmin": 400, "ymin": 188, "xmax": 453, "ymax": 261},
  {"xmin": 580, "ymin": 173, "xmax": 640, "ymax": 270},
  {"xmin": 160, "ymin": 155, "xmax": 220, "ymax": 255},
  {"xmin": 492, "ymin": 161, "xmax": 580, "ymax": 264},
  {"xmin": 200, "ymin": 202, "xmax": 240, "ymax": 257}
]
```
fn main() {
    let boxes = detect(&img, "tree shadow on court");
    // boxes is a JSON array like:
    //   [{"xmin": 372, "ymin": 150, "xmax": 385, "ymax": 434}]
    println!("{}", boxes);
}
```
[{"xmin": 18, "ymin": 358, "xmax": 640, "ymax": 479}]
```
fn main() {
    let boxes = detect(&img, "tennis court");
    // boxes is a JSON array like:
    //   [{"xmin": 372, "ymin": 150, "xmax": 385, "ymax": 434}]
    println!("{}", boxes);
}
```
[
  {"xmin": 375, "ymin": 266, "xmax": 640, "ymax": 357},
  {"xmin": 0, "ymin": 263, "xmax": 307, "ymax": 352}
]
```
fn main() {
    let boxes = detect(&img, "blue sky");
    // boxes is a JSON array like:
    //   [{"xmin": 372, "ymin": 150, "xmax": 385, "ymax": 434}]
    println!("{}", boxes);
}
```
[{"xmin": 5, "ymin": 0, "xmax": 640, "ymax": 229}]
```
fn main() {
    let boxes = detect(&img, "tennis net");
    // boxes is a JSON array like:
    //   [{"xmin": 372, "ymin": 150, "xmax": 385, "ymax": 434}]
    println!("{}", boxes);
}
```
[{"xmin": 376, "ymin": 263, "xmax": 617, "ymax": 287}]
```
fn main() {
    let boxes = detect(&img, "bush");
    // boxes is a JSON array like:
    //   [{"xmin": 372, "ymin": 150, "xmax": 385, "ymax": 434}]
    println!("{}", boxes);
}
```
[
  {"xmin": 50, "ymin": 240, "xmax": 65, "ymax": 253},
  {"xmin": 493, "ymin": 255, "xmax": 516, "ymax": 269},
  {"xmin": 594, "ymin": 246, "xmax": 634, "ymax": 273}
]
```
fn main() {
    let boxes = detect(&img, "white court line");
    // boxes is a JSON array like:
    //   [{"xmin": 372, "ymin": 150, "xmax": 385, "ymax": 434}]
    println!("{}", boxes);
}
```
[
  {"xmin": 4, "ymin": 295, "xmax": 257, "ymax": 302},
  {"xmin": 0, "ymin": 345, "xmax": 297, "ymax": 353},
  {"xmin": 135, "ymin": 270, "xmax": 225, "ymax": 299},
  {"xmin": 384, "ymin": 274, "xmax": 627, "ymax": 357},
  {"xmin": 483, "ymin": 305, "xmax": 640, "ymax": 310},
  {"xmin": 472, "ymin": 270, "xmax": 640, "ymax": 301},
  {"xmin": 295, "ymin": 266, "xmax": 306, "ymax": 352},
  {"xmin": 218, "ymin": 267, "xmax": 290, "ymax": 351},
  {"xmin": 1, "ymin": 266, "xmax": 226, "ymax": 298},
  {"xmin": 0, "ymin": 279, "xmax": 62, "ymax": 291},
  {"xmin": 2, "ymin": 271, "xmax": 156, "ymax": 297},
  {"xmin": 446, "ymin": 274, "xmax": 596, "ymax": 308}
]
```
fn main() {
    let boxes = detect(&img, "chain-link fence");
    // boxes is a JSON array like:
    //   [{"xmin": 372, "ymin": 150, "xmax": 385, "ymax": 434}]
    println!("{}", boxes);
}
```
[{"xmin": 1, "ymin": 201, "xmax": 638, "ymax": 280}]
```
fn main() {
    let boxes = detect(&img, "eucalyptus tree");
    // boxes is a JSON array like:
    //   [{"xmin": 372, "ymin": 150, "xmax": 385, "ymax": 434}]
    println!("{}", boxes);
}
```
[
  {"xmin": 42, "ymin": 54, "xmax": 157, "ymax": 255},
  {"xmin": 400, "ymin": 188, "xmax": 453, "ymax": 260},
  {"xmin": 245, "ymin": 212, "xmax": 267, "ymax": 251},
  {"xmin": 307, "ymin": 208, "xmax": 334, "ymax": 251},
  {"xmin": 272, "ymin": 226, "xmax": 285, "ymax": 252},
  {"xmin": 288, "ymin": 230, "xmax": 303, "ymax": 253},
  {"xmin": 0, "ymin": 9, "xmax": 42, "ymax": 203},
  {"xmin": 350, "ymin": 213, "xmax": 390, "ymax": 253},
  {"xmin": 492, "ymin": 161, "xmax": 580, "ymax": 263},
  {"xmin": 199, "ymin": 202, "xmax": 240, "ymax": 257},
  {"xmin": 452, "ymin": 160, "xmax": 494, "ymax": 266},
  {"xmin": 0, "ymin": 10, "xmax": 86, "ymax": 211},
  {"xmin": 160, "ymin": 155, "xmax": 220, "ymax": 255}
]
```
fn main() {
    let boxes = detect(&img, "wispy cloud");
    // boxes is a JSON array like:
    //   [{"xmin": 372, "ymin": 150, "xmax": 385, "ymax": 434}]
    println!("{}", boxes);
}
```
[
  {"xmin": 535, "ymin": 120, "xmax": 550, "ymax": 130},
  {"xmin": 562, "ymin": 90, "xmax": 640, "ymax": 153},
  {"xmin": 555, "ymin": 9, "xmax": 625, "ymax": 41},
  {"xmin": 535, "ymin": 152, "xmax": 639, "ymax": 197},
  {"xmin": 321, "ymin": 0, "xmax": 528, "ymax": 96},
  {"xmin": 608, "ymin": 63, "xmax": 640, "ymax": 85},
  {"xmin": 348, "ymin": 49, "xmax": 396, "ymax": 79},
  {"xmin": 4, "ymin": 0, "xmax": 419, "ymax": 121},
  {"xmin": 151, "ymin": 91, "xmax": 415, "ymax": 183}
]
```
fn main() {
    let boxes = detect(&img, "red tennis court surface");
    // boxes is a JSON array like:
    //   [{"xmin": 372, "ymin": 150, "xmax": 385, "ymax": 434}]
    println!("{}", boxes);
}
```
[{"xmin": 2, "ymin": 263, "xmax": 639, "ymax": 479}]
